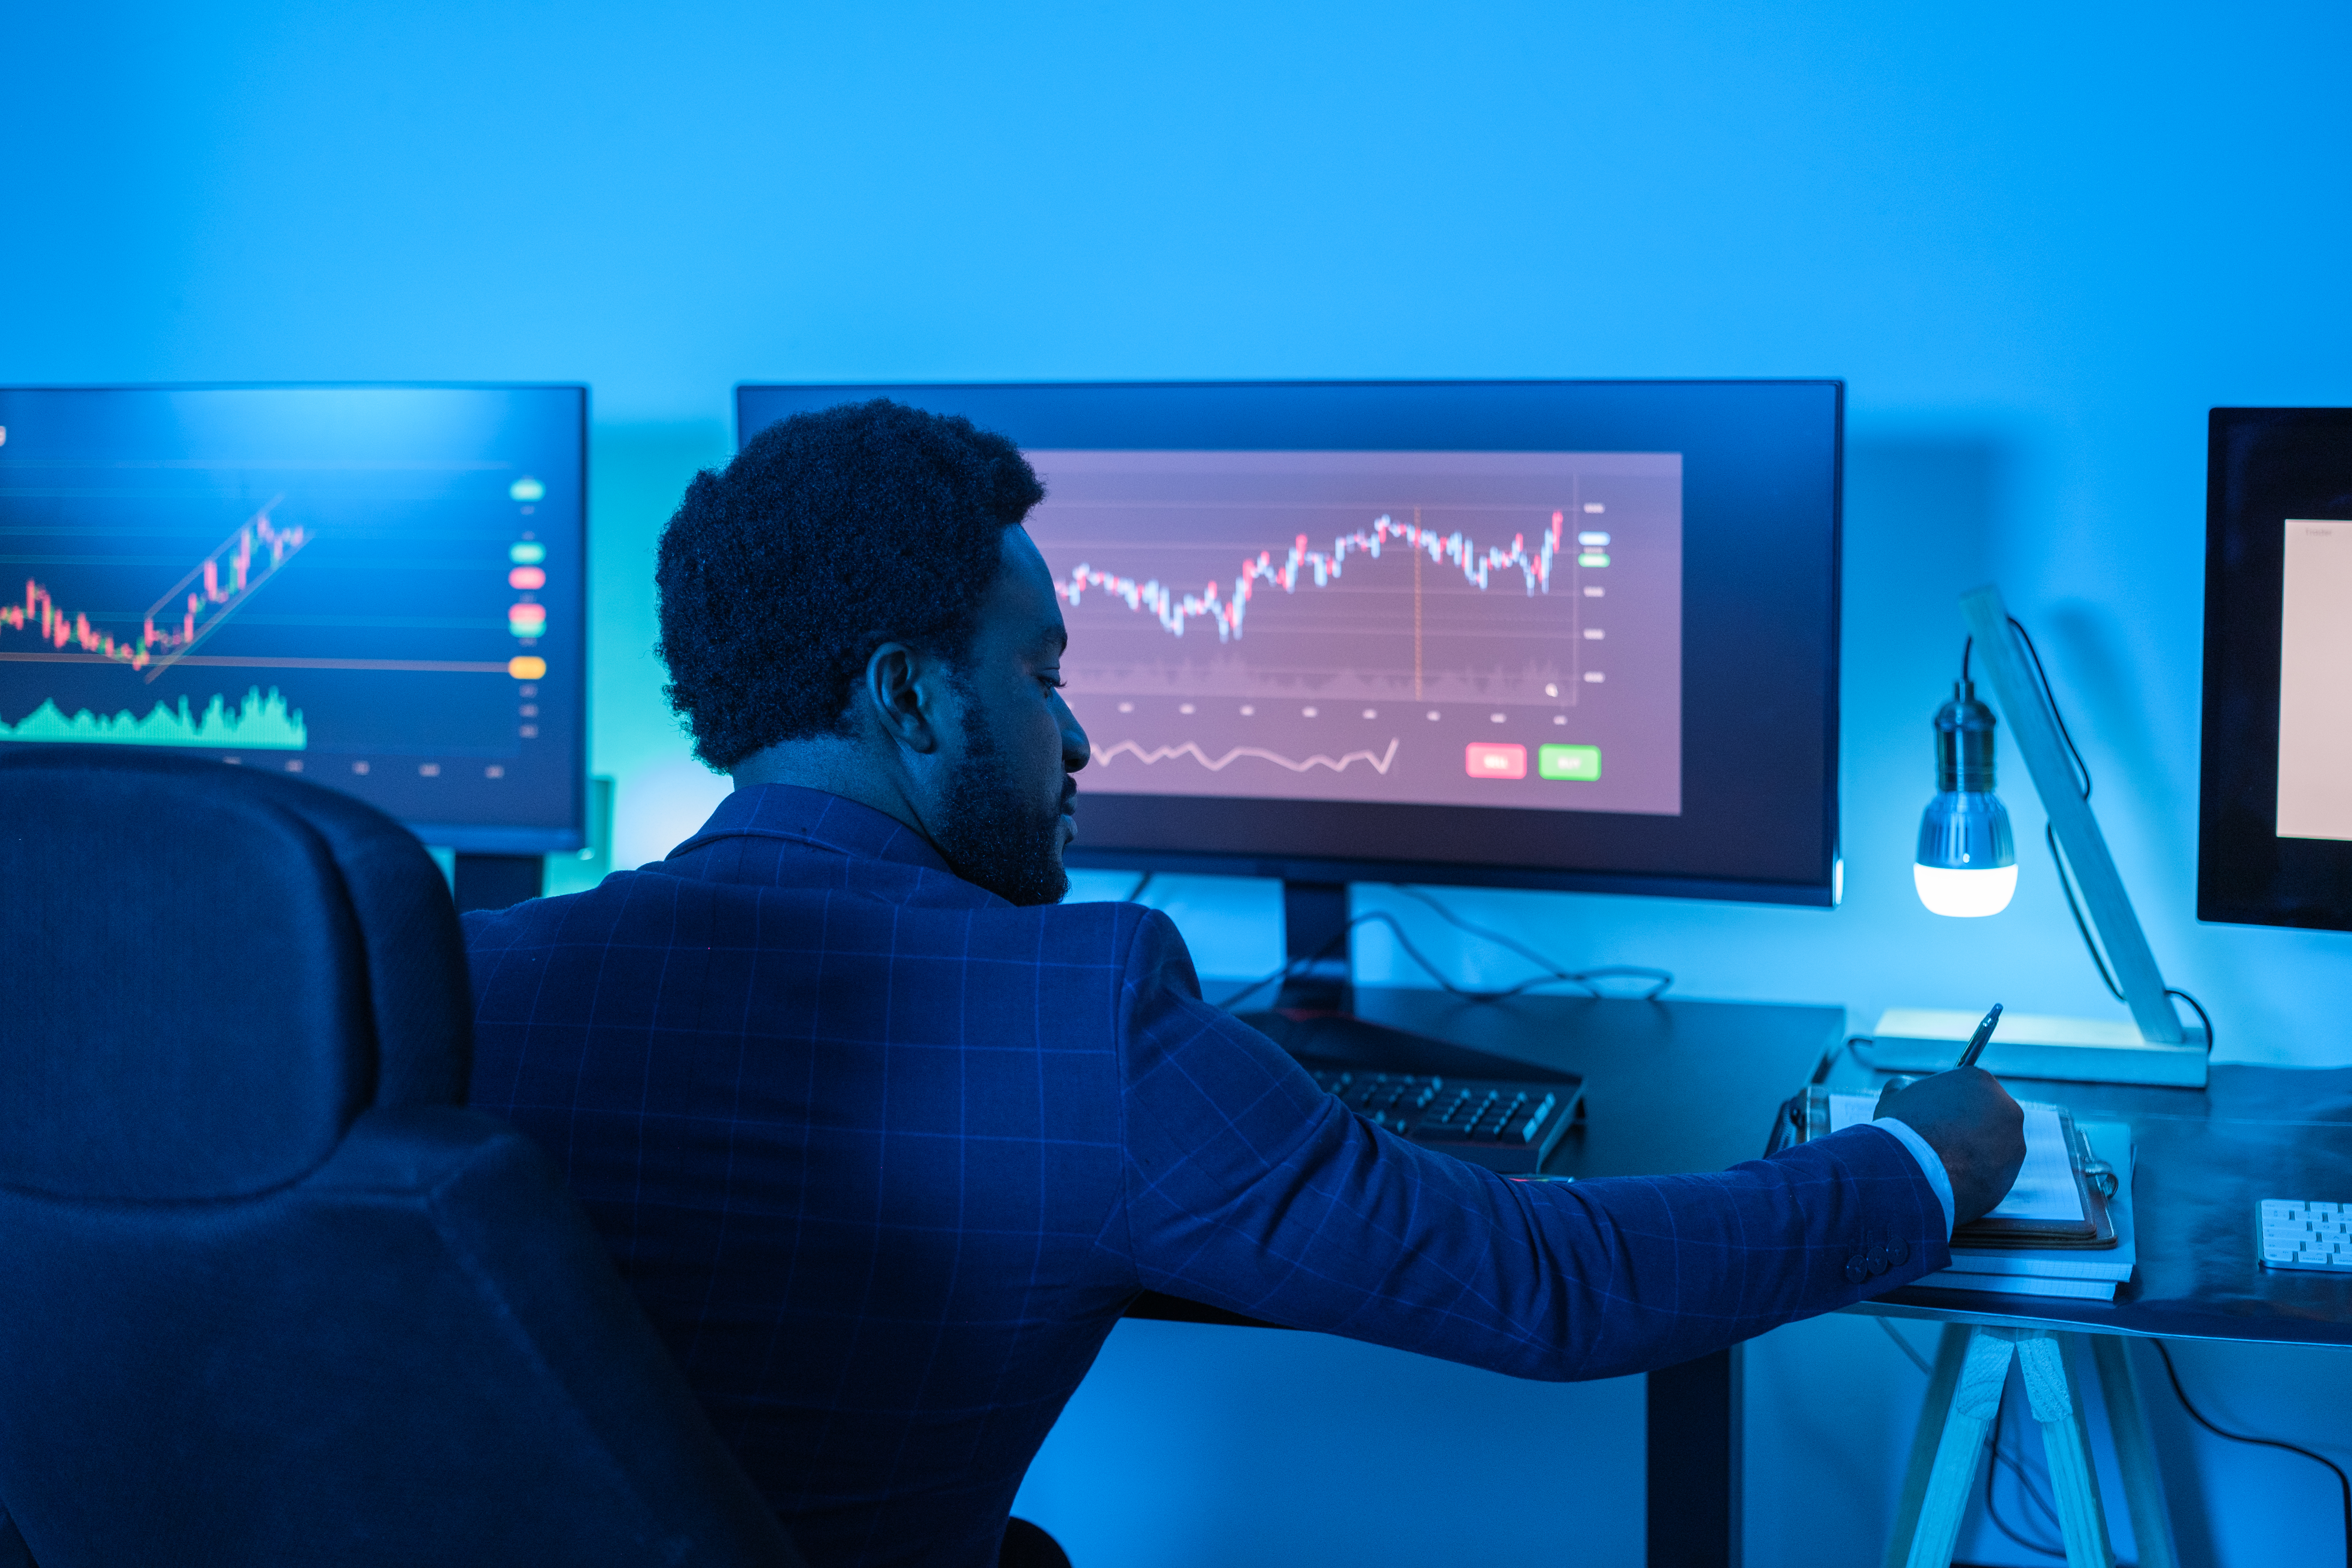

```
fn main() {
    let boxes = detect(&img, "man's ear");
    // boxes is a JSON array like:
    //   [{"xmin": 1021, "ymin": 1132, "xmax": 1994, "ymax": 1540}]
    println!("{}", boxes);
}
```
[{"xmin": 860, "ymin": 642, "xmax": 950, "ymax": 755}]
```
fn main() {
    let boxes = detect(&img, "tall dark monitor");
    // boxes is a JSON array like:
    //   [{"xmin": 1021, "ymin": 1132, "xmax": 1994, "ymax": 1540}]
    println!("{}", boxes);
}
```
[
  {"xmin": 0, "ymin": 386, "xmax": 586, "ymax": 852},
  {"xmin": 737, "ymin": 381, "xmax": 1842, "ymax": 906},
  {"xmin": 2201, "ymin": 407, "xmax": 2352, "ymax": 929}
]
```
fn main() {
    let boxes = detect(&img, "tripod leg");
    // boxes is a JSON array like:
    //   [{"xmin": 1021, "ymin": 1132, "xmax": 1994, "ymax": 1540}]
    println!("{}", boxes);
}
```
[
  {"xmin": 1900, "ymin": 1327, "xmax": 2016, "ymax": 1568},
  {"xmin": 2015, "ymin": 1331, "xmax": 2116, "ymax": 1568},
  {"xmin": 2087, "ymin": 1335, "xmax": 2178, "ymax": 1568}
]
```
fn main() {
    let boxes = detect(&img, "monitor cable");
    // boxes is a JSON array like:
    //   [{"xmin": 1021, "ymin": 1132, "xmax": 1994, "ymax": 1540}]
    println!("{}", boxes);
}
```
[
  {"xmin": 1968, "ymin": 620, "xmax": 2214, "ymax": 1054},
  {"xmin": 1222, "ymin": 900, "xmax": 1672, "ymax": 1012},
  {"xmin": 2152, "ymin": 1340, "xmax": 2350, "ymax": 1568}
]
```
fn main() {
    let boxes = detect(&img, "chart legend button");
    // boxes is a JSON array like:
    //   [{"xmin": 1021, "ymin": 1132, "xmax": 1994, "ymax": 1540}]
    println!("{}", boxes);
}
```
[
  {"xmin": 1539, "ymin": 744, "xmax": 1602, "ymax": 780},
  {"xmin": 1465, "ymin": 742, "xmax": 1527, "ymax": 779}
]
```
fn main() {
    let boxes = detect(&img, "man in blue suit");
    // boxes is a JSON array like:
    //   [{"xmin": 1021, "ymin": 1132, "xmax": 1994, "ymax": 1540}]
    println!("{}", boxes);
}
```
[{"xmin": 463, "ymin": 400, "xmax": 2024, "ymax": 1568}]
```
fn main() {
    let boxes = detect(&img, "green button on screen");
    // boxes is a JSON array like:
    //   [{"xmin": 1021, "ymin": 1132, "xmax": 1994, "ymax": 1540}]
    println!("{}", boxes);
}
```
[{"xmin": 1538, "ymin": 744, "xmax": 1601, "ymax": 780}]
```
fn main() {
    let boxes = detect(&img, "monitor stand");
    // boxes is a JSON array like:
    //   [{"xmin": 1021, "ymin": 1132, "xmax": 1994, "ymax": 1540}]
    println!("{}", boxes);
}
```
[
  {"xmin": 1274, "ymin": 880, "xmax": 1353, "ymax": 1012},
  {"xmin": 452, "ymin": 852, "xmax": 544, "ymax": 914},
  {"xmin": 1234, "ymin": 880, "xmax": 1582, "ymax": 1088}
]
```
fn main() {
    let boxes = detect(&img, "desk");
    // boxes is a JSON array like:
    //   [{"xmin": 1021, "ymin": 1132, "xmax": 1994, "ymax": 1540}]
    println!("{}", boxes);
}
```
[
  {"xmin": 1826, "ymin": 1052, "xmax": 2352, "ymax": 1347},
  {"xmin": 1824, "ymin": 1052, "xmax": 2352, "ymax": 1566},
  {"xmin": 1129, "ymin": 987, "xmax": 1849, "ymax": 1568}
]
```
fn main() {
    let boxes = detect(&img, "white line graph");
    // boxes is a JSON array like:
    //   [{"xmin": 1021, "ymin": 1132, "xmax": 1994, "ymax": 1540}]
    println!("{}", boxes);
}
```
[{"xmin": 1091, "ymin": 737, "xmax": 1402, "ymax": 775}]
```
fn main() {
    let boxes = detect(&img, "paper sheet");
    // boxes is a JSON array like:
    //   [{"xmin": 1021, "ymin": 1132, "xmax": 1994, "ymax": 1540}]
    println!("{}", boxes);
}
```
[{"xmin": 1827, "ymin": 1093, "xmax": 2083, "ymax": 1223}]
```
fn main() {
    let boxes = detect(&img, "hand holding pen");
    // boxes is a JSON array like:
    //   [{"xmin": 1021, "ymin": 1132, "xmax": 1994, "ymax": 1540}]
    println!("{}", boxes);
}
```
[{"xmin": 1873, "ymin": 1001, "xmax": 2026, "ymax": 1225}]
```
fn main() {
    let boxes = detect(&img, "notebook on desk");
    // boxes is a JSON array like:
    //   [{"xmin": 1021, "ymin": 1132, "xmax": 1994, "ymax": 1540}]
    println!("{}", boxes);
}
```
[
  {"xmin": 1776, "ymin": 1089, "xmax": 2119, "ymax": 1251},
  {"xmin": 1921, "ymin": 1121, "xmax": 2136, "ymax": 1299}
]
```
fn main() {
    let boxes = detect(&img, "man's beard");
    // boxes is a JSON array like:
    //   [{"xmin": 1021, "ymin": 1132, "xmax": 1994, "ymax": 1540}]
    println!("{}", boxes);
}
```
[{"xmin": 930, "ymin": 713, "xmax": 1069, "ymax": 908}]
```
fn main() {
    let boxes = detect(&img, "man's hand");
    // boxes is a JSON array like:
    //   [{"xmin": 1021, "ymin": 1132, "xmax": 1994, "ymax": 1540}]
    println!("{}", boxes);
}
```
[{"xmin": 1874, "ymin": 1067, "xmax": 2027, "ymax": 1225}]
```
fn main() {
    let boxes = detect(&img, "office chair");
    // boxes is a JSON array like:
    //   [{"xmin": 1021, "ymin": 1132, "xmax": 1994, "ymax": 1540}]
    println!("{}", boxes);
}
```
[{"xmin": 0, "ymin": 750, "xmax": 805, "ymax": 1568}]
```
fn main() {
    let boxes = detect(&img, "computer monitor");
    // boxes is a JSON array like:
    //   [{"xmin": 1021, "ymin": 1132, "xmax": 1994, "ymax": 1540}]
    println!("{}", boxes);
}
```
[
  {"xmin": 738, "ymin": 381, "xmax": 1844, "ymax": 912},
  {"xmin": 2201, "ymin": 406, "xmax": 2352, "ymax": 929},
  {"xmin": 0, "ymin": 385, "xmax": 586, "ymax": 853}
]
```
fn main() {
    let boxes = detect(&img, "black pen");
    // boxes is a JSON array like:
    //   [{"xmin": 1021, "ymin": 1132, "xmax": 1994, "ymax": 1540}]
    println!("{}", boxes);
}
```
[{"xmin": 1956, "ymin": 1003, "xmax": 2003, "ymax": 1069}]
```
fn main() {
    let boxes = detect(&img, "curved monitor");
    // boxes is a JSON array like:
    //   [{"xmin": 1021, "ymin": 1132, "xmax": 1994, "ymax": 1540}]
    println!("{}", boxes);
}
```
[
  {"xmin": 738, "ymin": 381, "xmax": 1842, "ymax": 906},
  {"xmin": 0, "ymin": 384, "xmax": 586, "ymax": 853},
  {"xmin": 2201, "ymin": 406, "xmax": 2352, "ymax": 929}
]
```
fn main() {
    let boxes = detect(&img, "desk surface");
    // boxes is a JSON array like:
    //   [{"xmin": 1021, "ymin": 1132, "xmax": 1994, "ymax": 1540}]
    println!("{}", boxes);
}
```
[
  {"xmin": 1827, "ymin": 1049, "xmax": 2352, "ymax": 1348},
  {"xmin": 1344, "ymin": 987, "xmax": 1847, "ymax": 1180}
]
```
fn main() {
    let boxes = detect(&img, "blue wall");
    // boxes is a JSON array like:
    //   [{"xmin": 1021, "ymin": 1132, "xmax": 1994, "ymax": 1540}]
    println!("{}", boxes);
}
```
[{"xmin": 8, "ymin": 5, "xmax": 2349, "ymax": 1563}]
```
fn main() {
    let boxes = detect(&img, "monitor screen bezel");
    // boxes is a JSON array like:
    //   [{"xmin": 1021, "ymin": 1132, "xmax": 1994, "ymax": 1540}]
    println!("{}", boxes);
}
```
[
  {"xmin": 0, "ymin": 381, "xmax": 590, "ymax": 856},
  {"xmin": 736, "ymin": 380, "xmax": 1842, "ymax": 906},
  {"xmin": 2199, "ymin": 406, "xmax": 2352, "ymax": 930}
]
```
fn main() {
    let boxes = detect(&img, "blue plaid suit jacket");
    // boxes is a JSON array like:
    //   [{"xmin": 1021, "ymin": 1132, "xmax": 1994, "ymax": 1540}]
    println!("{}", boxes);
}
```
[{"xmin": 462, "ymin": 785, "xmax": 1949, "ymax": 1568}]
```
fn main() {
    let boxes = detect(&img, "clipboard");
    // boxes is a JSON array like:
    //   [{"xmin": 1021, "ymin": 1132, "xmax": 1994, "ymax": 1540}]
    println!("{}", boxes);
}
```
[{"xmin": 1767, "ymin": 1086, "xmax": 2119, "ymax": 1250}]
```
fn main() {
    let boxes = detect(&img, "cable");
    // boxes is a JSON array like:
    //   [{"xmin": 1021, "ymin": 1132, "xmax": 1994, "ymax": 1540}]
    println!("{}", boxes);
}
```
[
  {"xmin": 1124, "ymin": 871, "xmax": 1155, "ymax": 903},
  {"xmin": 2153, "ymin": 1340, "xmax": 2351, "ymax": 1568},
  {"xmin": 2041, "ymin": 786, "xmax": 2217, "ymax": 1050},
  {"xmin": 1392, "ymin": 885, "xmax": 1594, "ymax": 982},
  {"xmin": 1876, "ymin": 1316, "xmax": 1934, "ymax": 1376},
  {"xmin": 1990, "ymin": 616, "xmax": 2122, "ymax": 1008},
  {"xmin": 2003, "ymin": 617, "xmax": 2095, "ymax": 800},
  {"xmin": 2154, "ymin": 992, "xmax": 2211, "ymax": 1053},
  {"xmin": 1963, "ymin": 625, "xmax": 2093, "ymax": 798},
  {"xmin": 1377, "ymin": 893, "xmax": 1672, "ymax": 1000},
  {"xmin": 2045, "ymin": 821, "xmax": 2126, "ymax": 1003},
  {"xmin": 1219, "ymin": 905, "xmax": 1674, "ymax": 1012},
  {"xmin": 1982, "ymin": 621, "xmax": 2217, "ymax": 1055}
]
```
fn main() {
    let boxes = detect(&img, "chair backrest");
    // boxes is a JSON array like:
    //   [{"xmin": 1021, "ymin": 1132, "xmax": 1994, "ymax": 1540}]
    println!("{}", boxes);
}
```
[{"xmin": 0, "ymin": 750, "xmax": 804, "ymax": 1568}]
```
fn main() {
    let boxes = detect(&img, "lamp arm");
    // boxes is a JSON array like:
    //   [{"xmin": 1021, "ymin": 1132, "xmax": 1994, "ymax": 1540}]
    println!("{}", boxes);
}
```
[{"xmin": 1957, "ymin": 585, "xmax": 2185, "ymax": 1045}]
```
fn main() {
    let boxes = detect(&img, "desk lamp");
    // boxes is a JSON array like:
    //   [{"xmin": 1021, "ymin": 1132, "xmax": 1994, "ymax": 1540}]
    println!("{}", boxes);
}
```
[{"xmin": 1876, "ymin": 584, "xmax": 2210, "ymax": 1087}]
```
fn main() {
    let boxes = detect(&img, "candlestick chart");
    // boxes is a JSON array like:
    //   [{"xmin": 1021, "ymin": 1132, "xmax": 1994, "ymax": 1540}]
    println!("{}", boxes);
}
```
[
  {"xmin": 1060, "ymin": 511, "xmax": 1565, "ymax": 643},
  {"xmin": 1025, "ymin": 448, "xmax": 1686, "ymax": 815},
  {"xmin": 0, "ymin": 383, "xmax": 585, "ymax": 838},
  {"xmin": 0, "ymin": 504, "xmax": 308, "ymax": 677}
]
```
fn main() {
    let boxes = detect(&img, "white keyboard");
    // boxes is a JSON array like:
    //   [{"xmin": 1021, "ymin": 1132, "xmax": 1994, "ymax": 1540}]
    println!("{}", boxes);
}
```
[{"xmin": 2258, "ymin": 1200, "xmax": 2352, "ymax": 1272}]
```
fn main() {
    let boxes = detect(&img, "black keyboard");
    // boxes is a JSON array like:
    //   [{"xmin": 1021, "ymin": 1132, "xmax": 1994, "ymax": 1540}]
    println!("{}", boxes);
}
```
[{"xmin": 1308, "ymin": 1068, "xmax": 1580, "ymax": 1175}]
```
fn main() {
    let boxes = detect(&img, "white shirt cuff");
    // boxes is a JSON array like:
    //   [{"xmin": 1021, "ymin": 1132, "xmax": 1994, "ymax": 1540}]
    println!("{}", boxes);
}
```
[{"xmin": 1870, "ymin": 1118, "xmax": 1956, "ymax": 1239}]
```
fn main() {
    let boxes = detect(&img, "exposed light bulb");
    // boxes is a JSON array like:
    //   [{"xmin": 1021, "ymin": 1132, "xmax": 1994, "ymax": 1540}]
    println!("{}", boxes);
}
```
[
  {"xmin": 1914, "ymin": 861, "xmax": 2018, "ymax": 917},
  {"xmin": 1916, "ymin": 678, "xmax": 2016, "ymax": 916}
]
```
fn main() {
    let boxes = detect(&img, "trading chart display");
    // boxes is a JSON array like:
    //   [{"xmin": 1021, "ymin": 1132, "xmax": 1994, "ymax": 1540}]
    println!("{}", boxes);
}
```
[
  {"xmin": 0, "ymin": 387, "xmax": 585, "ymax": 850},
  {"xmin": 738, "ymin": 380, "xmax": 1844, "ymax": 904},
  {"xmin": 1027, "ymin": 450, "xmax": 1681, "ymax": 815}
]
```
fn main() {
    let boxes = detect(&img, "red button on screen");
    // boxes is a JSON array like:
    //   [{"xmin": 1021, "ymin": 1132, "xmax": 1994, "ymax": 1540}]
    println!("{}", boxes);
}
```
[{"xmin": 1464, "ymin": 742, "xmax": 1527, "ymax": 779}]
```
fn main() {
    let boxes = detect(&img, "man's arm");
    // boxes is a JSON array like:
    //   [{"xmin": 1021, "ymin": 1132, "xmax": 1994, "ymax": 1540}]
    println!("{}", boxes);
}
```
[{"xmin": 1110, "ymin": 911, "xmax": 1952, "ymax": 1383}]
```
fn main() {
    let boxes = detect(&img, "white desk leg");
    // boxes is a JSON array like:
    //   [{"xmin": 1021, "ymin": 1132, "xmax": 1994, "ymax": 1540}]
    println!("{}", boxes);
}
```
[
  {"xmin": 1883, "ymin": 1325, "xmax": 1971, "ymax": 1568},
  {"xmin": 2086, "ymin": 1335, "xmax": 2179, "ymax": 1568},
  {"xmin": 1900, "ymin": 1327, "xmax": 2017, "ymax": 1568},
  {"xmin": 2014, "ymin": 1331, "xmax": 2116, "ymax": 1568}
]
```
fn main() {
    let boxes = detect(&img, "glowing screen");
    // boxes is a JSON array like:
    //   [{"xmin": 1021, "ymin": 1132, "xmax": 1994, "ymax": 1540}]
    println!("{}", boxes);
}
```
[
  {"xmin": 1025, "ymin": 449, "xmax": 1683, "ymax": 815},
  {"xmin": 2275, "ymin": 517, "xmax": 2352, "ymax": 842},
  {"xmin": 0, "ymin": 386, "xmax": 585, "ymax": 851}
]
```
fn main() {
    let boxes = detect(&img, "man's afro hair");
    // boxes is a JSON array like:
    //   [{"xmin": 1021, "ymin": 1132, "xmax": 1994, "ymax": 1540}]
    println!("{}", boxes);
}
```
[{"xmin": 655, "ymin": 399, "xmax": 1044, "ymax": 771}]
